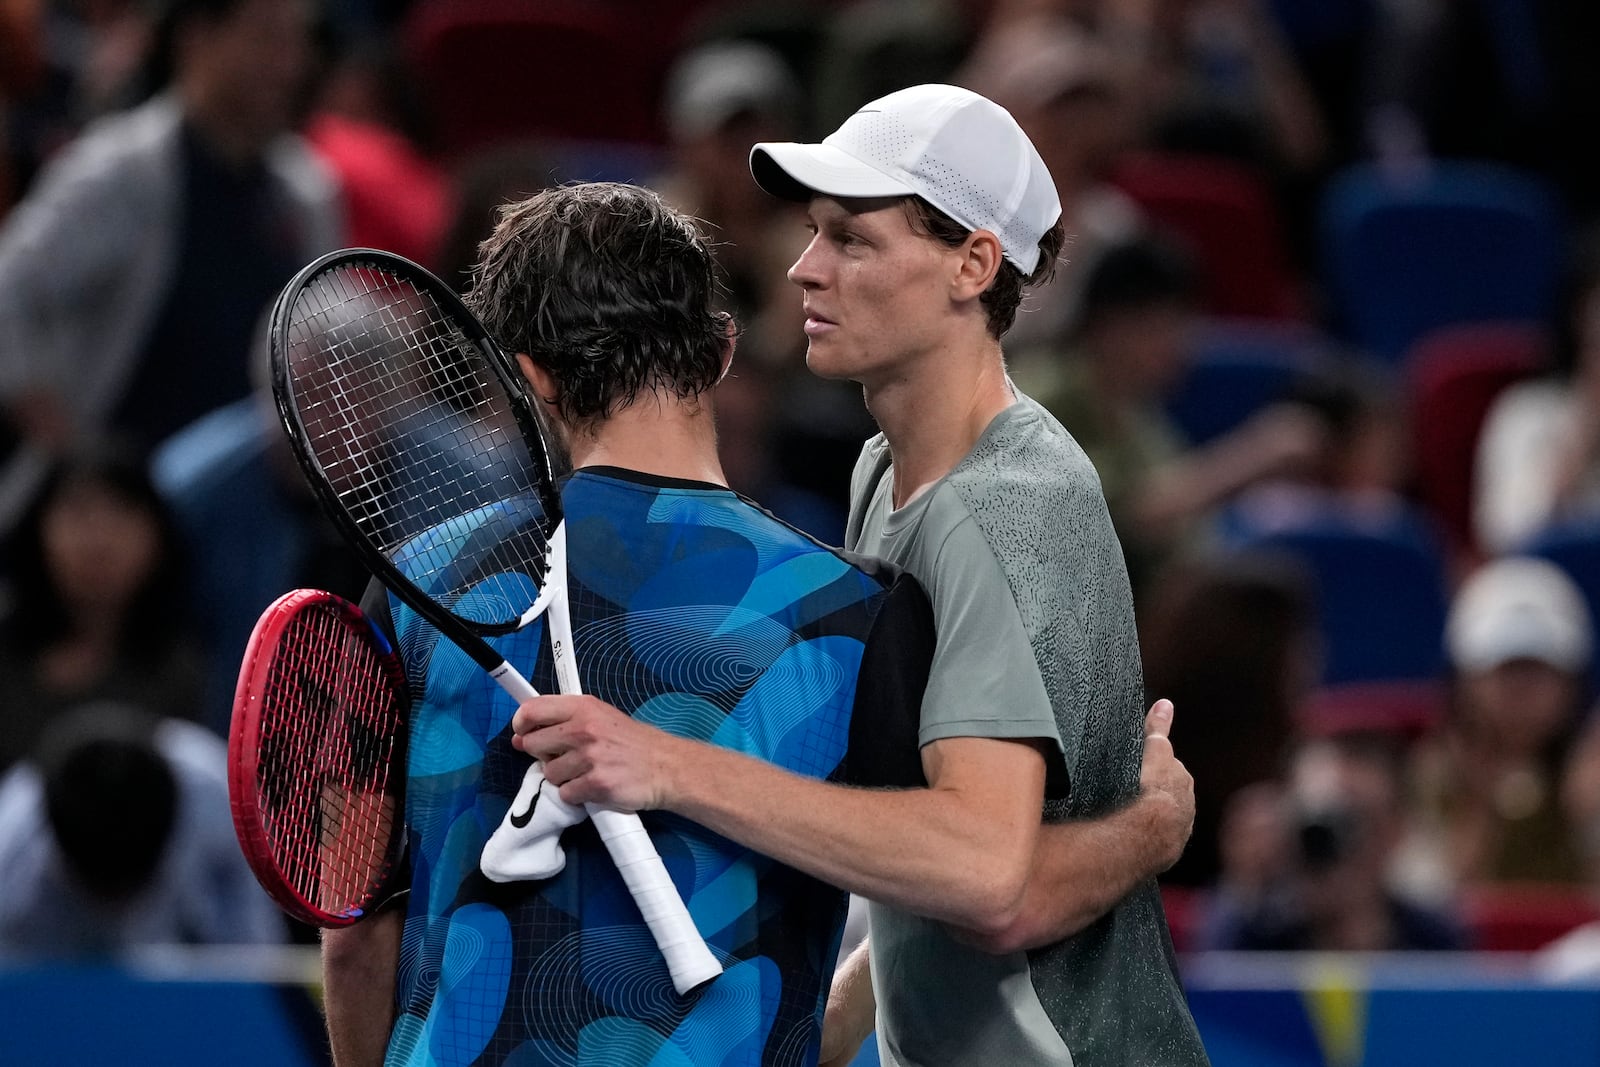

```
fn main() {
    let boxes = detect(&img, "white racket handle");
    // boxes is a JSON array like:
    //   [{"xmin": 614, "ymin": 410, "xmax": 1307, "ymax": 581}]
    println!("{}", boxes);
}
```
[{"xmin": 488, "ymin": 660, "xmax": 722, "ymax": 995}]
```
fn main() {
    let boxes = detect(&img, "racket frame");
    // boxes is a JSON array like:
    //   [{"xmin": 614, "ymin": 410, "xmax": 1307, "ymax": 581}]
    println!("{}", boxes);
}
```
[{"xmin": 229, "ymin": 588, "xmax": 410, "ymax": 928}]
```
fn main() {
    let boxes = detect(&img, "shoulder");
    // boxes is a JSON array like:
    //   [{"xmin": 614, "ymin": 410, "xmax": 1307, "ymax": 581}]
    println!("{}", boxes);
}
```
[
  {"xmin": 848, "ymin": 434, "xmax": 892, "ymax": 502},
  {"xmin": 151, "ymin": 400, "xmax": 271, "ymax": 500},
  {"xmin": 153, "ymin": 718, "xmax": 229, "ymax": 786},
  {"xmin": 266, "ymin": 131, "xmax": 341, "ymax": 214},
  {"xmin": 1484, "ymin": 377, "xmax": 1572, "ymax": 431},
  {"xmin": 948, "ymin": 398, "xmax": 1107, "ymax": 521},
  {"xmin": 48, "ymin": 96, "xmax": 181, "ymax": 182}
]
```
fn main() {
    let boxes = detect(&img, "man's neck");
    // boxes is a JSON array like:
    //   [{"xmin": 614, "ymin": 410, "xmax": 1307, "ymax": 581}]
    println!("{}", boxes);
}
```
[
  {"xmin": 864, "ymin": 336, "xmax": 1014, "ymax": 510},
  {"xmin": 565, "ymin": 394, "xmax": 728, "ymax": 487},
  {"xmin": 179, "ymin": 85, "xmax": 269, "ymax": 169}
]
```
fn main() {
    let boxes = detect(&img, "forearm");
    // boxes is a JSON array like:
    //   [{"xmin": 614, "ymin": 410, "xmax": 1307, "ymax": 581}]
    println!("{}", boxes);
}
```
[
  {"xmin": 321, "ymin": 909, "xmax": 403, "ymax": 1067},
  {"xmin": 975, "ymin": 793, "xmax": 1180, "ymax": 953},
  {"xmin": 819, "ymin": 938, "xmax": 877, "ymax": 1067},
  {"xmin": 659, "ymin": 735, "xmax": 1044, "ymax": 931},
  {"xmin": 948, "ymin": 698, "xmax": 1192, "ymax": 953},
  {"xmin": 1135, "ymin": 440, "xmax": 1273, "ymax": 530}
]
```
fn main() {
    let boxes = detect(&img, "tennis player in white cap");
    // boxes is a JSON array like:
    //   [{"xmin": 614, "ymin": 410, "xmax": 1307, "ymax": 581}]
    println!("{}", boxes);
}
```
[{"xmin": 514, "ymin": 84, "xmax": 1209, "ymax": 1066}]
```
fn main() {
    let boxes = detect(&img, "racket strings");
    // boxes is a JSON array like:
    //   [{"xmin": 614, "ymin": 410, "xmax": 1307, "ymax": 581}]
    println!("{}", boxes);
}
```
[
  {"xmin": 283, "ymin": 262, "xmax": 555, "ymax": 628},
  {"xmin": 257, "ymin": 603, "xmax": 403, "ymax": 916}
]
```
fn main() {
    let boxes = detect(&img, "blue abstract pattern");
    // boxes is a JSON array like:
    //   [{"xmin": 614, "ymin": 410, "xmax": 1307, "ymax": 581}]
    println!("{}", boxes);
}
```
[{"xmin": 386, "ymin": 470, "xmax": 896, "ymax": 1066}]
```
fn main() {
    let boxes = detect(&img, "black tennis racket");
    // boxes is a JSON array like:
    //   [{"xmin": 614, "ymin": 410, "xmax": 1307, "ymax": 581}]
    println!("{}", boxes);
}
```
[
  {"xmin": 229, "ymin": 588, "xmax": 408, "ymax": 927},
  {"xmin": 268, "ymin": 247, "xmax": 721, "ymax": 994}
]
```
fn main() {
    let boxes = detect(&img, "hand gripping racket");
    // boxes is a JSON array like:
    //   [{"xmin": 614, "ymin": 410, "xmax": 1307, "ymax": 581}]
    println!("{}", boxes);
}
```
[
  {"xmin": 229, "ymin": 589, "xmax": 408, "ymax": 927},
  {"xmin": 268, "ymin": 247, "xmax": 721, "ymax": 994}
]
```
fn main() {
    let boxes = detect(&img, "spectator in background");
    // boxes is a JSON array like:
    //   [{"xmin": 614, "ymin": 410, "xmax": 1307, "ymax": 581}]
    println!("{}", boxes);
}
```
[
  {"xmin": 1408, "ymin": 557, "xmax": 1596, "ymax": 889},
  {"xmin": 714, "ymin": 368, "xmax": 847, "ymax": 544},
  {"xmin": 1101, "ymin": 0, "xmax": 1329, "ymax": 182},
  {"xmin": 652, "ymin": 39, "xmax": 809, "ymax": 361},
  {"xmin": 0, "ymin": 446, "xmax": 202, "ymax": 773},
  {"xmin": 302, "ymin": 30, "xmax": 452, "ymax": 268},
  {"xmin": 1139, "ymin": 550, "xmax": 1318, "ymax": 888},
  {"xmin": 0, "ymin": 701, "xmax": 286, "ymax": 957},
  {"xmin": 430, "ymin": 142, "xmax": 557, "ymax": 294},
  {"xmin": 1476, "ymin": 242, "xmax": 1600, "ymax": 554},
  {"xmin": 0, "ymin": 0, "xmax": 46, "ymax": 216},
  {"xmin": 1210, "ymin": 732, "xmax": 1466, "ymax": 952},
  {"xmin": 152, "ymin": 323, "xmax": 370, "ymax": 736},
  {"xmin": 957, "ymin": 15, "xmax": 1145, "ymax": 360},
  {"xmin": 652, "ymin": 39, "xmax": 878, "ymax": 529},
  {"xmin": 1220, "ymin": 357, "xmax": 1414, "ymax": 541},
  {"xmin": 1038, "ymin": 234, "xmax": 1324, "ymax": 599},
  {"xmin": 0, "ymin": 0, "xmax": 338, "ymax": 528}
]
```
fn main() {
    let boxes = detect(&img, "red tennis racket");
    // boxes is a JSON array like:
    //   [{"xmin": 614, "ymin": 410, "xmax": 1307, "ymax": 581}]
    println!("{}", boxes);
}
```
[{"xmin": 229, "ymin": 588, "xmax": 409, "ymax": 927}]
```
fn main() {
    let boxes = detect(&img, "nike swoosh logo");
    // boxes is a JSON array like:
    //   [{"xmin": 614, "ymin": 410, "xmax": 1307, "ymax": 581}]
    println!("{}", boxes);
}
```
[{"xmin": 509, "ymin": 783, "xmax": 540, "ymax": 829}]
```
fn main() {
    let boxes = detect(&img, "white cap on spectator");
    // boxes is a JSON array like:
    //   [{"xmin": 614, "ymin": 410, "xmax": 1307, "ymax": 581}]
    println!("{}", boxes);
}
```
[
  {"xmin": 666, "ymin": 40, "xmax": 800, "ymax": 142},
  {"xmin": 749, "ymin": 83, "xmax": 1061, "ymax": 273},
  {"xmin": 1446, "ymin": 557, "xmax": 1592, "ymax": 673}
]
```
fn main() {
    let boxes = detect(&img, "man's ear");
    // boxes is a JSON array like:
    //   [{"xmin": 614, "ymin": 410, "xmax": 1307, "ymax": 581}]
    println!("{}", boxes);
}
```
[
  {"xmin": 951, "ymin": 229, "xmax": 1003, "ymax": 303},
  {"xmin": 714, "ymin": 315, "xmax": 737, "ymax": 386},
  {"xmin": 516, "ymin": 353, "xmax": 561, "ymax": 420}
]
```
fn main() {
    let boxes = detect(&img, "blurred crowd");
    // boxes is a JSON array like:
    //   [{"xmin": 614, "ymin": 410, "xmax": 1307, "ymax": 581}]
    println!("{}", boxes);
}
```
[{"xmin": 3, "ymin": 0, "xmax": 1600, "ymax": 966}]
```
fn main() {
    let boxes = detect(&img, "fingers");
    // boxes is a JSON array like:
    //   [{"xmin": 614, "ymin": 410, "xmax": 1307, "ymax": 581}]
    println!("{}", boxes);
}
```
[
  {"xmin": 1144, "ymin": 697, "xmax": 1174, "ymax": 741},
  {"xmin": 511, "ymin": 694, "xmax": 586, "ymax": 734}
]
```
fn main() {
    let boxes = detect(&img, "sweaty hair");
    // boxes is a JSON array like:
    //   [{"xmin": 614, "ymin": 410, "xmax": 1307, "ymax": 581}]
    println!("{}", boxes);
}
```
[
  {"xmin": 467, "ymin": 182, "xmax": 732, "ymax": 429},
  {"xmin": 903, "ymin": 197, "xmax": 1066, "ymax": 339}
]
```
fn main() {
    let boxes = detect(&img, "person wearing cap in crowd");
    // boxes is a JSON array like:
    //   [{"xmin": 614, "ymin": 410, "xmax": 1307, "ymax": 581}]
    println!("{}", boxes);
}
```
[
  {"xmin": 0, "ymin": 701, "xmax": 287, "ymax": 957},
  {"xmin": 512, "ymin": 84, "xmax": 1209, "ymax": 1067},
  {"xmin": 650, "ymin": 39, "xmax": 808, "ymax": 335},
  {"xmin": 1408, "ymin": 556, "xmax": 1599, "ymax": 891},
  {"xmin": 955, "ymin": 15, "xmax": 1145, "ymax": 358}
]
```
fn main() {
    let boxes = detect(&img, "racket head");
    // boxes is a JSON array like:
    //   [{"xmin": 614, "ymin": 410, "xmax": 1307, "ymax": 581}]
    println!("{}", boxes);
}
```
[
  {"xmin": 229, "ymin": 588, "xmax": 410, "ymax": 928},
  {"xmin": 268, "ymin": 248, "xmax": 564, "ymax": 640}
]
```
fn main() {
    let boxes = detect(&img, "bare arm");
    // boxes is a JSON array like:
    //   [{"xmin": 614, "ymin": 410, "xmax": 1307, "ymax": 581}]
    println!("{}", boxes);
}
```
[
  {"xmin": 515, "ymin": 695, "xmax": 1048, "ymax": 935},
  {"xmin": 962, "ymin": 699, "xmax": 1194, "ymax": 953},
  {"xmin": 321, "ymin": 907, "xmax": 403, "ymax": 1067},
  {"xmin": 1133, "ymin": 404, "xmax": 1325, "ymax": 535},
  {"xmin": 820, "ymin": 938, "xmax": 877, "ymax": 1067}
]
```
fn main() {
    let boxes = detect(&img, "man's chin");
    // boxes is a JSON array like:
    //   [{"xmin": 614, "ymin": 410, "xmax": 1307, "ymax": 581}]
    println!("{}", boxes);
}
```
[{"xmin": 802, "ymin": 347, "xmax": 852, "ymax": 382}]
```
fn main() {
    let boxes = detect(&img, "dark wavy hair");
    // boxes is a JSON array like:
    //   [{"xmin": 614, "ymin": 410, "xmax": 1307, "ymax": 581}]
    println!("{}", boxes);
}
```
[
  {"xmin": 466, "ymin": 182, "xmax": 733, "ymax": 429},
  {"xmin": 903, "ymin": 197, "xmax": 1066, "ymax": 339},
  {"xmin": 4, "ymin": 444, "xmax": 192, "ymax": 660}
]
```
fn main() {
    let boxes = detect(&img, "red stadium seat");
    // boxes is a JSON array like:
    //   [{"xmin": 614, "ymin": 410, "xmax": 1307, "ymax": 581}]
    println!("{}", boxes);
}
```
[
  {"xmin": 400, "ymin": 0, "xmax": 685, "ymax": 160},
  {"xmin": 1110, "ymin": 151, "xmax": 1307, "ymax": 322},
  {"xmin": 1404, "ymin": 320, "xmax": 1548, "ymax": 567},
  {"xmin": 1162, "ymin": 884, "xmax": 1205, "ymax": 954},
  {"xmin": 1462, "ymin": 883, "xmax": 1600, "ymax": 952},
  {"xmin": 1297, "ymin": 679, "xmax": 1446, "ymax": 739}
]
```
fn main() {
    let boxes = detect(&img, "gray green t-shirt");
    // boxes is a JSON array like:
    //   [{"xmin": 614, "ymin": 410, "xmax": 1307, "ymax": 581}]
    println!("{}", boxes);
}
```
[{"xmin": 846, "ymin": 394, "xmax": 1209, "ymax": 1067}]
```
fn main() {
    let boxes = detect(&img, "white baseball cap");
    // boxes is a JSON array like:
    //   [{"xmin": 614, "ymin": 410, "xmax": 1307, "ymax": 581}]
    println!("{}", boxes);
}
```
[
  {"xmin": 666, "ymin": 40, "xmax": 800, "ymax": 141},
  {"xmin": 749, "ymin": 83, "xmax": 1062, "ymax": 274},
  {"xmin": 1446, "ymin": 557, "xmax": 1593, "ymax": 673}
]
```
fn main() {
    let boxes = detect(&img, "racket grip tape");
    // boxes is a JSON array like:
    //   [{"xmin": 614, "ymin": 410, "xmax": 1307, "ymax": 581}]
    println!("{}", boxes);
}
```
[
  {"xmin": 591, "ymin": 808, "xmax": 723, "ymax": 994},
  {"xmin": 489, "ymin": 659, "xmax": 721, "ymax": 993}
]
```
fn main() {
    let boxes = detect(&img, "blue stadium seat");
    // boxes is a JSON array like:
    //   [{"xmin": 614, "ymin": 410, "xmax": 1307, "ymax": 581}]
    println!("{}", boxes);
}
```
[
  {"xmin": 1319, "ymin": 160, "xmax": 1563, "ymax": 364},
  {"xmin": 1520, "ymin": 518, "xmax": 1600, "ymax": 652},
  {"xmin": 1220, "ymin": 505, "xmax": 1451, "ymax": 685},
  {"xmin": 1165, "ymin": 321, "xmax": 1333, "ymax": 445}
]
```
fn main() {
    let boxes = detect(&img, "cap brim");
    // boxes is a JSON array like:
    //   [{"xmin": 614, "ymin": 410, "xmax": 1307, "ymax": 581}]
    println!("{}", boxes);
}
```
[{"xmin": 750, "ymin": 142, "xmax": 915, "ymax": 202}]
